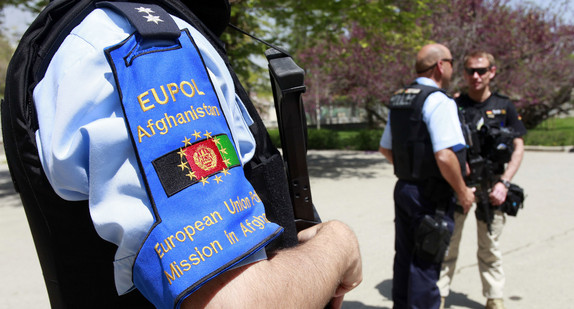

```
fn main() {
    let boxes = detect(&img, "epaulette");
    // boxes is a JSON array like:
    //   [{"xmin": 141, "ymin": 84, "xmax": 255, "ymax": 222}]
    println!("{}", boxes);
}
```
[{"xmin": 492, "ymin": 92, "xmax": 510, "ymax": 100}]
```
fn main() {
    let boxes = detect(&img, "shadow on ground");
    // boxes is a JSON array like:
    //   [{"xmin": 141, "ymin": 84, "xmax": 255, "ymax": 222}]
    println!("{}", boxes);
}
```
[
  {"xmin": 342, "ymin": 301, "xmax": 388, "ymax": 309},
  {"xmin": 0, "ymin": 169, "xmax": 17, "ymax": 199},
  {"xmin": 443, "ymin": 291, "xmax": 484, "ymax": 309},
  {"xmin": 307, "ymin": 151, "xmax": 391, "ymax": 180},
  {"xmin": 340, "ymin": 278, "xmax": 484, "ymax": 309}
]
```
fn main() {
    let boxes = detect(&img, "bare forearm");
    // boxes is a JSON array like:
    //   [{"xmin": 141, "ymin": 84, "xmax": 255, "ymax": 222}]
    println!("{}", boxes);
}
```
[
  {"xmin": 379, "ymin": 147, "xmax": 393, "ymax": 164},
  {"xmin": 435, "ymin": 149, "xmax": 466, "ymax": 195},
  {"xmin": 501, "ymin": 138, "xmax": 524, "ymax": 181},
  {"xmin": 435, "ymin": 148, "xmax": 474, "ymax": 212},
  {"xmin": 181, "ymin": 220, "xmax": 361, "ymax": 308}
]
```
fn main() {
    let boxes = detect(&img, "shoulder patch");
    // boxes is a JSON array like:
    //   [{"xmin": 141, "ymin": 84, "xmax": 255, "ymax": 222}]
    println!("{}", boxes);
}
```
[{"xmin": 106, "ymin": 29, "xmax": 282, "ymax": 308}]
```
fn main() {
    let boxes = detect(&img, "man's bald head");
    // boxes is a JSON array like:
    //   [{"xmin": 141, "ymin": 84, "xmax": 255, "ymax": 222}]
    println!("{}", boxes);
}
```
[
  {"xmin": 415, "ymin": 44, "xmax": 451, "ymax": 74},
  {"xmin": 414, "ymin": 43, "xmax": 453, "ymax": 88}
]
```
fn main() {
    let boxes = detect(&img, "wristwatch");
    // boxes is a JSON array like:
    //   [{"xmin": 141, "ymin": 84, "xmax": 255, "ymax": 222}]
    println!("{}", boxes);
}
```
[{"xmin": 499, "ymin": 179, "xmax": 511, "ymax": 188}]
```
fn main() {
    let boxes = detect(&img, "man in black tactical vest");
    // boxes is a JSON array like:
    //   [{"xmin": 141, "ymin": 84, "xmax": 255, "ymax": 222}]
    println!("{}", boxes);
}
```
[
  {"xmin": 2, "ymin": 1, "xmax": 362, "ymax": 308},
  {"xmin": 379, "ymin": 44, "xmax": 475, "ymax": 309},
  {"xmin": 438, "ymin": 51, "xmax": 527, "ymax": 309}
]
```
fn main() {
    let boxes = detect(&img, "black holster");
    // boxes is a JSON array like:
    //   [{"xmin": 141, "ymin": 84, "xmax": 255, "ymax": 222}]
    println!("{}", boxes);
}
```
[
  {"xmin": 415, "ymin": 212, "xmax": 451, "ymax": 264},
  {"xmin": 415, "ymin": 179, "xmax": 452, "ymax": 264}
]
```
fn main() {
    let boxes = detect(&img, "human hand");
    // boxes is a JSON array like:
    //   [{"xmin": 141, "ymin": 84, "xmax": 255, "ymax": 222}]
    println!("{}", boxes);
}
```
[
  {"xmin": 489, "ymin": 182, "xmax": 508, "ymax": 206},
  {"xmin": 298, "ymin": 221, "xmax": 363, "ymax": 308},
  {"xmin": 458, "ymin": 187, "xmax": 476, "ymax": 214}
]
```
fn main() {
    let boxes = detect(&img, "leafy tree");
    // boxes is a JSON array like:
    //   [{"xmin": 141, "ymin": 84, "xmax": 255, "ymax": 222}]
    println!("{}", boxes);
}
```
[
  {"xmin": 299, "ymin": 25, "xmax": 416, "ymax": 128},
  {"xmin": 296, "ymin": 0, "xmax": 574, "ymax": 129},
  {"xmin": 0, "ymin": 33, "xmax": 13, "ymax": 97},
  {"xmin": 222, "ymin": 0, "xmax": 434, "ymax": 119},
  {"xmin": 295, "ymin": 1, "xmax": 434, "ymax": 128},
  {"xmin": 422, "ymin": 0, "xmax": 574, "ymax": 129},
  {"xmin": 0, "ymin": 0, "xmax": 46, "ymax": 12}
]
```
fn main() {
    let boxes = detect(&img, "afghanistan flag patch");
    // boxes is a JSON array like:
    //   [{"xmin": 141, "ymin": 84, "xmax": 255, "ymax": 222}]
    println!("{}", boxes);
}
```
[{"xmin": 153, "ymin": 133, "xmax": 241, "ymax": 197}]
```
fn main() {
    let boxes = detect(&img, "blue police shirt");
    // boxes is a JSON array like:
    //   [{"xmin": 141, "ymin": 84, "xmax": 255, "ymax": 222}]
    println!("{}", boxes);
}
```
[
  {"xmin": 33, "ymin": 8, "xmax": 268, "ymax": 297},
  {"xmin": 379, "ymin": 77, "xmax": 465, "ymax": 152}
]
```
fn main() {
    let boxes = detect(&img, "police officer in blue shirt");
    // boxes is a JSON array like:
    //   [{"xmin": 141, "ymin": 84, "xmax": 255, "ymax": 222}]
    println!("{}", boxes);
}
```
[
  {"xmin": 379, "ymin": 43, "xmax": 475, "ymax": 309},
  {"xmin": 30, "ymin": 1, "xmax": 362, "ymax": 308}
]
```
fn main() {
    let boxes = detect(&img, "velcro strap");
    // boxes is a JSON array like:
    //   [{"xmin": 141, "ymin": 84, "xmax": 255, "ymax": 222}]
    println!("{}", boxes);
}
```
[{"xmin": 97, "ymin": 2, "xmax": 181, "ymax": 40}]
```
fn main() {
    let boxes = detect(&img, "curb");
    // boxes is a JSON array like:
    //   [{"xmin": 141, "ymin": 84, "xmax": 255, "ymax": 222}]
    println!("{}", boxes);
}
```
[
  {"xmin": 1, "ymin": 140, "xmax": 572, "ymax": 154},
  {"xmin": 524, "ymin": 145, "xmax": 574, "ymax": 152}
]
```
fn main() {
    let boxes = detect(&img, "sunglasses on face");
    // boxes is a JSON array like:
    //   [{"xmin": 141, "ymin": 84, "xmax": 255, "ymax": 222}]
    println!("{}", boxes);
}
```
[{"xmin": 464, "ymin": 67, "xmax": 490, "ymax": 75}]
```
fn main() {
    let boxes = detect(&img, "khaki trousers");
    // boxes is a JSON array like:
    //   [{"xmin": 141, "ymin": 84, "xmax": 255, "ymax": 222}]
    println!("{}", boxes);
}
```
[{"xmin": 438, "ymin": 209, "xmax": 506, "ymax": 299}]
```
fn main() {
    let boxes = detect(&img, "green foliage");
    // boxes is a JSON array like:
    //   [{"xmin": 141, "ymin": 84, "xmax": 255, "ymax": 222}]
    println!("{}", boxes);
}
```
[
  {"xmin": 0, "ymin": 34, "xmax": 13, "ymax": 97},
  {"xmin": 268, "ymin": 118, "xmax": 574, "ymax": 151},
  {"xmin": 0, "ymin": 0, "xmax": 46, "ymax": 12},
  {"xmin": 306, "ymin": 129, "xmax": 340, "ymax": 150},
  {"xmin": 223, "ymin": 0, "xmax": 434, "ymax": 113},
  {"xmin": 425, "ymin": 0, "xmax": 574, "ymax": 129},
  {"xmin": 523, "ymin": 117, "xmax": 574, "ymax": 146},
  {"xmin": 222, "ymin": 0, "xmax": 271, "ymax": 95},
  {"xmin": 354, "ymin": 129, "xmax": 383, "ymax": 150},
  {"xmin": 267, "ymin": 128, "xmax": 383, "ymax": 150}
]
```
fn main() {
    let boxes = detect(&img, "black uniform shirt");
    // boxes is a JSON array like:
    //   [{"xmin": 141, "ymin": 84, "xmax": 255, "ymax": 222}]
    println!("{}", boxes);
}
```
[{"xmin": 456, "ymin": 93, "xmax": 527, "ymax": 137}]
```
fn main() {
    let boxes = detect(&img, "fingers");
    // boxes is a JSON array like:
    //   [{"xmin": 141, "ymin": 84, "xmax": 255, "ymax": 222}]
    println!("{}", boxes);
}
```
[
  {"xmin": 326, "ymin": 296, "xmax": 344, "ymax": 309},
  {"xmin": 461, "ymin": 187, "xmax": 476, "ymax": 214},
  {"xmin": 489, "ymin": 183, "xmax": 507, "ymax": 206},
  {"xmin": 296, "ymin": 223, "xmax": 322, "ymax": 243}
]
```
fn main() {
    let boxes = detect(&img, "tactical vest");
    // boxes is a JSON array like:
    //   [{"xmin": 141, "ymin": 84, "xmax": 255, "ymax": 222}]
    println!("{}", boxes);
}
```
[
  {"xmin": 1, "ymin": 1, "xmax": 297, "ymax": 307},
  {"xmin": 456, "ymin": 93, "xmax": 523, "ymax": 175},
  {"xmin": 457, "ymin": 92, "xmax": 512, "ymax": 128},
  {"xmin": 389, "ymin": 83, "xmax": 465, "ymax": 182}
]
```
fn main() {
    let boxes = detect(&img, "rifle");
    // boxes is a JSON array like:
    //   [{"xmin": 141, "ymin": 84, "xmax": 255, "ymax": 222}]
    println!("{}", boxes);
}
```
[
  {"xmin": 227, "ymin": 24, "xmax": 320, "ymax": 232},
  {"xmin": 266, "ymin": 48, "xmax": 321, "ymax": 232},
  {"xmin": 462, "ymin": 119, "xmax": 496, "ymax": 233}
]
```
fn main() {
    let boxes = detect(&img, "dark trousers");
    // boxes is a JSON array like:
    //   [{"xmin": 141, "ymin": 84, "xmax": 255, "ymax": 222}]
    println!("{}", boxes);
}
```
[{"xmin": 392, "ymin": 180, "xmax": 455, "ymax": 309}]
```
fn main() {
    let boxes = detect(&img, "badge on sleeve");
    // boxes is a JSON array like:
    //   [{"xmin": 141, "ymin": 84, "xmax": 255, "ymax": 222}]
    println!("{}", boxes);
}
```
[{"xmin": 105, "ymin": 28, "xmax": 282, "ymax": 309}]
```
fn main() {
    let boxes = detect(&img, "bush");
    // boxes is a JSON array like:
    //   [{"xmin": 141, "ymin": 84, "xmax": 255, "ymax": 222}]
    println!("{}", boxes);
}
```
[
  {"xmin": 266, "ymin": 117, "xmax": 574, "ymax": 150},
  {"xmin": 354, "ymin": 130, "xmax": 383, "ymax": 151},
  {"xmin": 307, "ymin": 129, "xmax": 340, "ymax": 149},
  {"xmin": 266, "ymin": 128, "xmax": 382, "ymax": 150}
]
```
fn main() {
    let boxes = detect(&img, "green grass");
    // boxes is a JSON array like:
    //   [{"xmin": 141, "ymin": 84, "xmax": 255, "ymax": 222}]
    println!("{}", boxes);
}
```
[
  {"xmin": 268, "ymin": 117, "xmax": 574, "ymax": 150},
  {"xmin": 523, "ymin": 117, "xmax": 574, "ymax": 146}
]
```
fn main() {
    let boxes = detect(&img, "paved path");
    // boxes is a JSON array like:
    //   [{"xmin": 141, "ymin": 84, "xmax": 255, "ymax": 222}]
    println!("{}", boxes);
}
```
[{"xmin": 1, "ymin": 148, "xmax": 573, "ymax": 308}]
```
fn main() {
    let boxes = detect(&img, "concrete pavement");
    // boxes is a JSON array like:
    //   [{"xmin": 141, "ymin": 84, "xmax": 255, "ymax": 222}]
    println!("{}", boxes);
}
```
[{"xmin": 1, "ymin": 148, "xmax": 573, "ymax": 308}]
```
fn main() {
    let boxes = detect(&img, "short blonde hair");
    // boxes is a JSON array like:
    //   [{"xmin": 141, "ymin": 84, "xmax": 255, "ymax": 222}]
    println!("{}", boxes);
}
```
[{"xmin": 464, "ymin": 51, "xmax": 495, "ymax": 67}]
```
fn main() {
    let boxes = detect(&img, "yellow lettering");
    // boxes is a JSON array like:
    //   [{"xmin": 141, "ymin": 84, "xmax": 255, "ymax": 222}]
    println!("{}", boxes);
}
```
[
  {"xmin": 156, "ymin": 118, "xmax": 168, "ymax": 135},
  {"xmin": 167, "ymin": 83, "xmax": 179, "ymax": 101},
  {"xmin": 211, "ymin": 211, "xmax": 222, "ymax": 222},
  {"xmin": 224, "ymin": 200, "xmax": 235, "ymax": 214},
  {"xmin": 154, "ymin": 243, "xmax": 164, "ymax": 259},
  {"xmin": 192, "ymin": 79, "xmax": 205, "ymax": 95},
  {"xmin": 167, "ymin": 235, "xmax": 176, "ymax": 248},
  {"xmin": 211, "ymin": 240, "xmax": 223, "ymax": 252},
  {"xmin": 137, "ymin": 125, "xmax": 152, "ymax": 143},
  {"xmin": 184, "ymin": 225, "xmax": 196, "ymax": 242},
  {"xmin": 185, "ymin": 109, "xmax": 196, "ymax": 121},
  {"xmin": 175, "ymin": 231, "xmax": 186, "ymax": 242},
  {"xmin": 241, "ymin": 222, "xmax": 253, "ymax": 236},
  {"xmin": 180, "ymin": 81, "xmax": 195, "ymax": 97},
  {"xmin": 165, "ymin": 262, "xmax": 181, "ymax": 285},
  {"xmin": 176, "ymin": 113, "xmax": 188, "ymax": 124},
  {"xmin": 196, "ymin": 107, "xmax": 205, "ymax": 118},
  {"xmin": 138, "ymin": 91, "xmax": 154, "ymax": 112},
  {"xmin": 195, "ymin": 220, "xmax": 204, "ymax": 231},
  {"xmin": 189, "ymin": 253, "xmax": 201, "ymax": 265},
  {"xmin": 151, "ymin": 86, "xmax": 169, "ymax": 105},
  {"xmin": 180, "ymin": 260, "xmax": 192, "ymax": 272}
]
